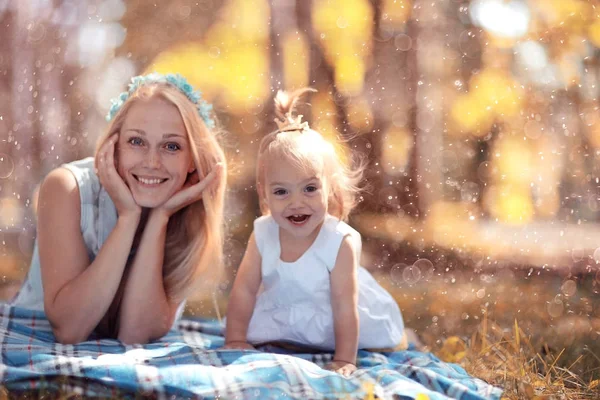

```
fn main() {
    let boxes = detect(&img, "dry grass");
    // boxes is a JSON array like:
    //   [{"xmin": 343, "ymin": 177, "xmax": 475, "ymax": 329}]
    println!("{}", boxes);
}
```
[
  {"xmin": 378, "ymin": 266, "xmax": 600, "ymax": 399},
  {"xmin": 434, "ymin": 316, "xmax": 600, "ymax": 399},
  {"xmin": 3, "ymin": 258, "xmax": 600, "ymax": 398}
]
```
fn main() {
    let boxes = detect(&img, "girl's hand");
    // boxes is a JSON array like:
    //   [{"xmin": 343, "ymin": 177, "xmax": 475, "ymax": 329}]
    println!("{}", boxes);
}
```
[
  {"xmin": 155, "ymin": 163, "xmax": 223, "ymax": 219},
  {"xmin": 324, "ymin": 360, "xmax": 357, "ymax": 377},
  {"xmin": 97, "ymin": 134, "xmax": 141, "ymax": 218},
  {"xmin": 222, "ymin": 341, "xmax": 256, "ymax": 350}
]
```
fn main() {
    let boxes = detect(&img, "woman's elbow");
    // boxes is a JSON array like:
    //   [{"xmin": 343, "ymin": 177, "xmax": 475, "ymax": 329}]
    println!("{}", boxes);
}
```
[
  {"xmin": 46, "ymin": 309, "xmax": 90, "ymax": 344},
  {"xmin": 117, "ymin": 332, "xmax": 143, "ymax": 345},
  {"xmin": 52, "ymin": 325, "xmax": 89, "ymax": 344},
  {"xmin": 118, "ymin": 324, "xmax": 170, "ymax": 345}
]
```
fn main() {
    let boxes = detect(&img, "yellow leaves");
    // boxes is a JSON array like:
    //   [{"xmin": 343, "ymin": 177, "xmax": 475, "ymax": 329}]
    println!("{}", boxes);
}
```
[
  {"xmin": 335, "ymin": 55, "xmax": 366, "ymax": 96},
  {"xmin": 346, "ymin": 96, "xmax": 374, "ymax": 132},
  {"xmin": 449, "ymin": 94, "xmax": 494, "ymax": 137},
  {"xmin": 415, "ymin": 394, "xmax": 430, "ymax": 400},
  {"xmin": 465, "ymin": 132, "xmax": 536, "ymax": 225},
  {"xmin": 485, "ymin": 183, "xmax": 535, "ymax": 225},
  {"xmin": 150, "ymin": 45, "xmax": 269, "ymax": 113},
  {"xmin": 380, "ymin": 0, "xmax": 412, "ymax": 28},
  {"xmin": 472, "ymin": 69, "xmax": 523, "ymax": 118},
  {"xmin": 311, "ymin": 90, "xmax": 351, "ymax": 166},
  {"xmin": 204, "ymin": 0, "xmax": 270, "ymax": 44},
  {"xmin": 533, "ymin": 0, "xmax": 594, "ymax": 34},
  {"xmin": 313, "ymin": 0, "xmax": 373, "ymax": 95},
  {"xmin": 148, "ymin": 0, "xmax": 270, "ymax": 114},
  {"xmin": 312, "ymin": 90, "xmax": 340, "ymax": 141},
  {"xmin": 438, "ymin": 336, "xmax": 467, "ymax": 363},
  {"xmin": 588, "ymin": 19, "xmax": 600, "ymax": 48},
  {"xmin": 381, "ymin": 128, "xmax": 412, "ymax": 176},
  {"xmin": 362, "ymin": 382, "xmax": 375, "ymax": 400},
  {"xmin": 282, "ymin": 32, "xmax": 310, "ymax": 90},
  {"xmin": 313, "ymin": 0, "xmax": 372, "ymax": 36},
  {"xmin": 589, "ymin": 379, "xmax": 600, "ymax": 390},
  {"xmin": 494, "ymin": 135, "xmax": 533, "ymax": 186},
  {"xmin": 450, "ymin": 69, "xmax": 523, "ymax": 136}
]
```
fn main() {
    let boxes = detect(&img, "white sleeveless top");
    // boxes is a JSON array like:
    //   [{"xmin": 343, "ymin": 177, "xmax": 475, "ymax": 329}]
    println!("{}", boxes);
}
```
[
  {"xmin": 246, "ymin": 214, "xmax": 405, "ymax": 350},
  {"xmin": 11, "ymin": 157, "xmax": 185, "ymax": 323}
]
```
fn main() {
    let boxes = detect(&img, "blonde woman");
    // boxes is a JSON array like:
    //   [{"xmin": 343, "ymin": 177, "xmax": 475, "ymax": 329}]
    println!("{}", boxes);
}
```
[
  {"xmin": 225, "ymin": 89, "xmax": 406, "ymax": 376},
  {"xmin": 11, "ymin": 73, "xmax": 227, "ymax": 345}
]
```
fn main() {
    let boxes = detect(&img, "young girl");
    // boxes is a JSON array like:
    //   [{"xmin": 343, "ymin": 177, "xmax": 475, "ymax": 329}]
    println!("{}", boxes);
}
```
[
  {"xmin": 11, "ymin": 73, "xmax": 227, "ymax": 345},
  {"xmin": 224, "ymin": 89, "xmax": 406, "ymax": 376}
]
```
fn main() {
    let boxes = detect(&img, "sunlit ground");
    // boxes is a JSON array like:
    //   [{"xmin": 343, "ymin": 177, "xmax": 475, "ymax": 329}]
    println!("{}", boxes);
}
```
[
  {"xmin": 1, "ymin": 242, "xmax": 599, "ymax": 399},
  {"xmin": 187, "ymin": 237, "xmax": 600, "ymax": 399}
]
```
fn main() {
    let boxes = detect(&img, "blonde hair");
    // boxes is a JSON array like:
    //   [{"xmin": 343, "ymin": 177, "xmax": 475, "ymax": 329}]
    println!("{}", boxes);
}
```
[
  {"xmin": 96, "ymin": 82, "xmax": 227, "ymax": 303},
  {"xmin": 256, "ymin": 88, "xmax": 365, "ymax": 221}
]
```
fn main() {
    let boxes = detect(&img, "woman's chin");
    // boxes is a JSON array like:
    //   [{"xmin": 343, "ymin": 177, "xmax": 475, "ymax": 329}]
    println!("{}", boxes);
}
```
[
  {"xmin": 128, "ymin": 182, "xmax": 181, "ymax": 209},
  {"xmin": 131, "ymin": 194, "xmax": 169, "ymax": 209}
]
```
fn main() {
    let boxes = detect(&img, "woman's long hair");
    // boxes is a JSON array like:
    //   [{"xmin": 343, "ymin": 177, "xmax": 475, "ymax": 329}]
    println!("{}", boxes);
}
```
[{"xmin": 96, "ymin": 83, "xmax": 227, "ymax": 302}]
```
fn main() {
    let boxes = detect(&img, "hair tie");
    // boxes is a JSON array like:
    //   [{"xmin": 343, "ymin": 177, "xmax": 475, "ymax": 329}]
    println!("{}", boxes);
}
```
[{"xmin": 274, "ymin": 114, "xmax": 310, "ymax": 133}]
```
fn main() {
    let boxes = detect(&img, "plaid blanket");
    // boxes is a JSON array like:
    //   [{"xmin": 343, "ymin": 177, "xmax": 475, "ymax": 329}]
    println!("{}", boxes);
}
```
[{"xmin": 0, "ymin": 305, "xmax": 502, "ymax": 399}]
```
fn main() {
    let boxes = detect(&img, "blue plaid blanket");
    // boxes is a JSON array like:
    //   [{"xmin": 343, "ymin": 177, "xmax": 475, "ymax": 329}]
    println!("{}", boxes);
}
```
[{"xmin": 0, "ymin": 305, "xmax": 502, "ymax": 399}]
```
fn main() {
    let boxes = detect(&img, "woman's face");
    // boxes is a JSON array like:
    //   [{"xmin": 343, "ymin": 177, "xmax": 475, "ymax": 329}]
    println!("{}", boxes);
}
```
[{"xmin": 115, "ymin": 96, "xmax": 195, "ymax": 208}]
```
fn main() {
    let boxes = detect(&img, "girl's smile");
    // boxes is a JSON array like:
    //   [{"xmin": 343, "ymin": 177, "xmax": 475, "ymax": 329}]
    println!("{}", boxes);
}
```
[
  {"xmin": 264, "ymin": 156, "xmax": 328, "ymax": 240},
  {"xmin": 287, "ymin": 214, "xmax": 311, "ymax": 225}
]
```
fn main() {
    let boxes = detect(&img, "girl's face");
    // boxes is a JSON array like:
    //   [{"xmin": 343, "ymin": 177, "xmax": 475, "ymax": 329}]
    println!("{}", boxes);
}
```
[
  {"xmin": 116, "ymin": 96, "xmax": 195, "ymax": 208},
  {"xmin": 264, "ymin": 155, "xmax": 328, "ymax": 240}
]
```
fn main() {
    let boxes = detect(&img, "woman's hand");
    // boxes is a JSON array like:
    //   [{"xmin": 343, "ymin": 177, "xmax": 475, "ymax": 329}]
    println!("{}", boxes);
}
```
[
  {"xmin": 154, "ymin": 163, "xmax": 223, "ymax": 219},
  {"xmin": 222, "ymin": 341, "xmax": 256, "ymax": 350},
  {"xmin": 96, "ymin": 134, "xmax": 140, "ymax": 218},
  {"xmin": 324, "ymin": 360, "xmax": 357, "ymax": 377}
]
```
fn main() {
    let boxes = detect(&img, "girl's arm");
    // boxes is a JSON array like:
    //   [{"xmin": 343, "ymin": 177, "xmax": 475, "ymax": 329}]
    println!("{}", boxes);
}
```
[
  {"xmin": 116, "ymin": 211, "xmax": 180, "ymax": 344},
  {"xmin": 117, "ymin": 166, "xmax": 222, "ymax": 344},
  {"xmin": 224, "ymin": 232, "xmax": 262, "ymax": 349},
  {"xmin": 39, "ymin": 168, "xmax": 140, "ymax": 344},
  {"xmin": 329, "ymin": 236, "xmax": 359, "ymax": 376}
]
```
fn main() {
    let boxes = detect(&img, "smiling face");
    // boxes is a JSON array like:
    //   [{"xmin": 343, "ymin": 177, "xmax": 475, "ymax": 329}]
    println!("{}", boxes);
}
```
[
  {"xmin": 116, "ymin": 96, "xmax": 195, "ymax": 208},
  {"xmin": 264, "ymin": 154, "xmax": 328, "ymax": 240}
]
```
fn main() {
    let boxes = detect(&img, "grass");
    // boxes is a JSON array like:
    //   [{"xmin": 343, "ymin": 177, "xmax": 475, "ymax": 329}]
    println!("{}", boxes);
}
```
[
  {"xmin": 132, "ymin": 267, "xmax": 600, "ymax": 399},
  {"xmin": 2, "ymin": 262, "xmax": 600, "ymax": 398},
  {"xmin": 435, "ymin": 317, "xmax": 600, "ymax": 399},
  {"xmin": 382, "ymin": 264, "xmax": 600, "ymax": 399}
]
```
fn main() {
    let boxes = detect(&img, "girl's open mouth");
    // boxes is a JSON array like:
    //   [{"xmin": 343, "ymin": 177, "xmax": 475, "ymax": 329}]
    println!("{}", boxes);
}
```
[{"xmin": 287, "ymin": 214, "xmax": 310, "ymax": 225}]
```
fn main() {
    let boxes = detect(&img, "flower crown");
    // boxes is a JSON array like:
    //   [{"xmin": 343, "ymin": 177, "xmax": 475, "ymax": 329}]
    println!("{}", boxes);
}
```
[{"xmin": 106, "ymin": 72, "xmax": 215, "ymax": 129}]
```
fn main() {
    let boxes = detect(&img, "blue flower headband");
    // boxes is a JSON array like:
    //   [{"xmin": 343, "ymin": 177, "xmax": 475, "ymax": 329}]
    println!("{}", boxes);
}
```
[{"xmin": 106, "ymin": 72, "xmax": 215, "ymax": 129}]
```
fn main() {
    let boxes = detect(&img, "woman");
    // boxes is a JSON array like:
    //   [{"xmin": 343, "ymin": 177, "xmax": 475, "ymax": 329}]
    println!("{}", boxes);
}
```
[{"xmin": 11, "ymin": 73, "xmax": 227, "ymax": 344}]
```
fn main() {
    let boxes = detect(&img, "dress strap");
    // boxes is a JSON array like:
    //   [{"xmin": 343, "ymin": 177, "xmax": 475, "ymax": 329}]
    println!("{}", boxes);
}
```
[
  {"xmin": 253, "ymin": 215, "xmax": 275, "ymax": 257},
  {"xmin": 252, "ymin": 215, "xmax": 280, "ymax": 278},
  {"xmin": 313, "ymin": 215, "xmax": 362, "ymax": 272},
  {"xmin": 61, "ymin": 157, "xmax": 96, "ymax": 232}
]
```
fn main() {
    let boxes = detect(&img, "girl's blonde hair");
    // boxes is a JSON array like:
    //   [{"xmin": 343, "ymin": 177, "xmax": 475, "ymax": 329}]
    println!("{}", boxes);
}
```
[
  {"xmin": 256, "ymin": 88, "xmax": 365, "ymax": 221},
  {"xmin": 96, "ymin": 82, "xmax": 227, "ymax": 303}
]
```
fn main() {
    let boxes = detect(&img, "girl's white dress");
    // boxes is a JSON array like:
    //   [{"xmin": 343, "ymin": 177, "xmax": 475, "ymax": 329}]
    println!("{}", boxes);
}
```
[{"xmin": 246, "ymin": 214, "xmax": 405, "ymax": 350}]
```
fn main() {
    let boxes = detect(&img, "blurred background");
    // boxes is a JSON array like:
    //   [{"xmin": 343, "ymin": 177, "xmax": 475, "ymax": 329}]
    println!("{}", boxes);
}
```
[{"xmin": 1, "ymin": 0, "xmax": 600, "ymax": 381}]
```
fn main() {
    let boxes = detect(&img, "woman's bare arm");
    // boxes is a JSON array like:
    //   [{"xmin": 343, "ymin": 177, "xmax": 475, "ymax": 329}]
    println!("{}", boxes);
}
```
[
  {"xmin": 39, "ymin": 168, "xmax": 140, "ymax": 344},
  {"xmin": 116, "ymin": 211, "xmax": 180, "ymax": 344}
]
